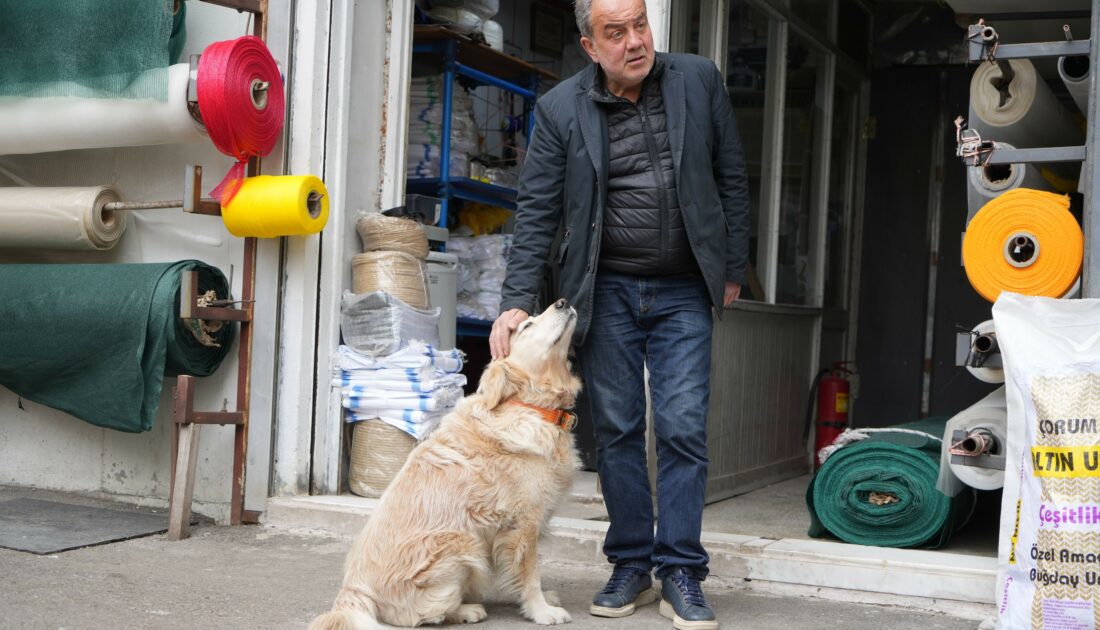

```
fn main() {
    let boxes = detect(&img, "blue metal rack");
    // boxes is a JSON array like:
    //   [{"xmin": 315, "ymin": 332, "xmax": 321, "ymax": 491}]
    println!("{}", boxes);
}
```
[
  {"xmin": 411, "ymin": 25, "xmax": 554, "ymax": 227},
  {"xmin": 411, "ymin": 26, "xmax": 556, "ymax": 337}
]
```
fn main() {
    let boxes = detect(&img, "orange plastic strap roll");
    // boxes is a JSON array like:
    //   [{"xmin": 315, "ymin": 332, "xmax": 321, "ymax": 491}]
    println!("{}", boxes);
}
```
[{"xmin": 962, "ymin": 189, "xmax": 1082, "ymax": 302}]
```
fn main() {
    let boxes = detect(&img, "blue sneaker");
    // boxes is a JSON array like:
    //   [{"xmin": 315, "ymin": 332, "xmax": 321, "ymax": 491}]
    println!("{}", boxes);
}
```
[
  {"xmin": 659, "ymin": 567, "xmax": 718, "ymax": 629},
  {"xmin": 590, "ymin": 565, "xmax": 658, "ymax": 618}
]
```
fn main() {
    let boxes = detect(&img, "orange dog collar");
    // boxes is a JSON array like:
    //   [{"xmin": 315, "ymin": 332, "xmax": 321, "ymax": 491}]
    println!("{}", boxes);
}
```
[{"xmin": 509, "ymin": 400, "xmax": 577, "ymax": 431}]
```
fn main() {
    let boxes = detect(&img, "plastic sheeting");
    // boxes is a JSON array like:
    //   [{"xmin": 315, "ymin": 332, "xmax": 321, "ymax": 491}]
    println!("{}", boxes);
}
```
[
  {"xmin": 936, "ymin": 386, "xmax": 1008, "ymax": 494},
  {"xmin": 0, "ymin": 64, "xmax": 206, "ymax": 155},
  {"xmin": 0, "ymin": 186, "xmax": 127, "ymax": 250}
]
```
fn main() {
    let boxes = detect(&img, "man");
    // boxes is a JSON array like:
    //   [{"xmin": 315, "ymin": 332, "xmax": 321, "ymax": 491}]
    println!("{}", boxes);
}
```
[{"xmin": 489, "ymin": 0, "xmax": 748, "ymax": 627}]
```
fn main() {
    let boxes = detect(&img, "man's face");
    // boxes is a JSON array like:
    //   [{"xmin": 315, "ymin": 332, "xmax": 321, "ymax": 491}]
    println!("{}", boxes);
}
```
[{"xmin": 580, "ymin": 0, "xmax": 654, "ymax": 94}]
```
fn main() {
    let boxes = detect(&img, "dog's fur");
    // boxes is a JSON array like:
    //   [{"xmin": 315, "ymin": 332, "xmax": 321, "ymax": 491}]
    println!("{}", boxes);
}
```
[{"xmin": 310, "ymin": 302, "xmax": 581, "ymax": 629}]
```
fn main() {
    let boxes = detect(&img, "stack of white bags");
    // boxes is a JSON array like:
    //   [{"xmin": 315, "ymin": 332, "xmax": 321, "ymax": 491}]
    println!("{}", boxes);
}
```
[
  {"xmin": 447, "ymin": 234, "xmax": 512, "ymax": 320},
  {"xmin": 336, "ymin": 342, "xmax": 466, "ymax": 440},
  {"xmin": 407, "ymin": 76, "xmax": 479, "ymax": 179}
]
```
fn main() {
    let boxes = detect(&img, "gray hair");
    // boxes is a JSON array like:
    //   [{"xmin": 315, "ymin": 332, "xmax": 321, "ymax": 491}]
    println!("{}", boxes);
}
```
[{"xmin": 574, "ymin": 0, "xmax": 593, "ymax": 38}]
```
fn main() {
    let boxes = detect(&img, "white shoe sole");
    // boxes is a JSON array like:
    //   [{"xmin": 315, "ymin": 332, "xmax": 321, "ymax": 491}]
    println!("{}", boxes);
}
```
[
  {"xmin": 659, "ymin": 598, "xmax": 719, "ymax": 629},
  {"xmin": 589, "ymin": 588, "xmax": 658, "ymax": 618}
]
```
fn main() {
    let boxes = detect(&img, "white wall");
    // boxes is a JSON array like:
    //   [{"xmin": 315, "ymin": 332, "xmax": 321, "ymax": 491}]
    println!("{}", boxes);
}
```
[{"xmin": 0, "ymin": 1, "xmax": 294, "ymax": 522}]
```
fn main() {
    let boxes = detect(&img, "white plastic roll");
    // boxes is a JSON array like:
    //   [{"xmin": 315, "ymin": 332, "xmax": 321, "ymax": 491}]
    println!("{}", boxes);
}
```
[
  {"xmin": 966, "ymin": 319, "xmax": 1004, "ymax": 384},
  {"xmin": 1058, "ymin": 55, "xmax": 1090, "ymax": 116},
  {"xmin": 969, "ymin": 59, "xmax": 1083, "ymax": 149},
  {"xmin": 0, "ymin": 186, "xmax": 127, "ymax": 250},
  {"xmin": 965, "ymin": 141, "xmax": 1053, "ymax": 221},
  {"xmin": 937, "ymin": 386, "xmax": 1008, "ymax": 494},
  {"xmin": 0, "ymin": 64, "xmax": 205, "ymax": 155},
  {"xmin": 482, "ymin": 20, "xmax": 504, "ymax": 51}
]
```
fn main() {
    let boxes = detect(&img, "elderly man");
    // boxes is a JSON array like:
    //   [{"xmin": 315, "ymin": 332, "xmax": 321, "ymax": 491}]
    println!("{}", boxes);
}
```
[{"xmin": 489, "ymin": 0, "xmax": 748, "ymax": 627}]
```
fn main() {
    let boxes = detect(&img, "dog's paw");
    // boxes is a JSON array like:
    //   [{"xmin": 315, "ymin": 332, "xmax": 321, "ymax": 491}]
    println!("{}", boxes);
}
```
[
  {"xmin": 543, "ymin": 591, "xmax": 561, "ymax": 607},
  {"xmin": 529, "ymin": 605, "xmax": 571, "ymax": 625},
  {"xmin": 446, "ymin": 604, "xmax": 488, "ymax": 624}
]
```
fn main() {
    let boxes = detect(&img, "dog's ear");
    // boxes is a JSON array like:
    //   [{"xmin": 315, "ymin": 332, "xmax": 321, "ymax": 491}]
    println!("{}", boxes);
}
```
[{"xmin": 477, "ymin": 360, "xmax": 528, "ymax": 408}]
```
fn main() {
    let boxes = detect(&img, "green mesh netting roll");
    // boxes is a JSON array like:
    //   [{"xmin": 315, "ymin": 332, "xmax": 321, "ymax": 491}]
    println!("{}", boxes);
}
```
[
  {"xmin": 806, "ymin": 419, "xmax": 977, "ymax": 549},
  {"xmin": 0, "ymin": 261, "xmax": 236, "ymax": 433},
  {"xmin": 0, "ymin": 0, "xmax": 177, "ymax": 98}
]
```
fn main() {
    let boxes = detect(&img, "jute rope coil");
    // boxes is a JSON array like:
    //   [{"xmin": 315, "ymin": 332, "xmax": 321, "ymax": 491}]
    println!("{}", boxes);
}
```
[
  {"xmin": 356, "ymin": 213, "xmax": 429, "ymax": 259},
  {"xmin": 351, "ymin": 251, "xmax": 430, "ymax": 308},
  {"xmin": 348, "ymin": 419, "xmax": 417, "ymax": 498}
]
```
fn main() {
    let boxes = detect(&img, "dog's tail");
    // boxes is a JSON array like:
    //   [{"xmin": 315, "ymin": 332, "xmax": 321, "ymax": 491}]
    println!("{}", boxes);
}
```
[{"xmin": 308, "ymin": 600, "xmax": 385, "ymax": 630}]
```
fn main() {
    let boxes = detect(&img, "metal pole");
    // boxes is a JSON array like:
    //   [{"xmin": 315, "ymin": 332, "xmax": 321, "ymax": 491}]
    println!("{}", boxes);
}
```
[
  {"xmin": 440, "ymin": 38, "xmax": 456, "ymax": 228},
  {"xmin": 1085, "ymin": 0, "xmax": 1100, "ymax": 297}
]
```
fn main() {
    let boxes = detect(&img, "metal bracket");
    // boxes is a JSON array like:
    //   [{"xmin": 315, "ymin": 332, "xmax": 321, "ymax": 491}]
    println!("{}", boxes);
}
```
[
  {"xmin": 955, "ymin": 331, "xmax": 1003, "ymax": 369},
  {"xmin": 955, "ymin": 116, "xmax": 1086, "ymax": 166},
  {"xmin": 102, "ymin": 165, "xmax": 222, "ymax": 215},
  {"xmin": 967, "ymin": 20, "xmax": 1090, "ymax": 63},
  {"xmin": 182, "ymin": 165, "xmax": 224, "ymax": 215},
  {"xmin": 949, "ymin": 429, "xmax": 1007, "ymax": 470}
]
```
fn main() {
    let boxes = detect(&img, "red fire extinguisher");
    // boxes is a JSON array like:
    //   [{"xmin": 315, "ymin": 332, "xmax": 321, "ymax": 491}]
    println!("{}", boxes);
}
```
[{"xmin": 806, "ymin": 362, "xmax": 854, "ymax": 469}]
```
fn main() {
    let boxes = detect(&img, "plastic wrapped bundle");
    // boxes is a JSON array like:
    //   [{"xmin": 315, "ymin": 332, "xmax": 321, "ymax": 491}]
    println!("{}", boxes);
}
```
[
  {"xmin": 355, "ymin": 213, "xmax": 428, "ymax": 259},
  {"xmin": 449, "ymin": 234, "xmax": 512, "ymax": 319},
  {"xmin": 351, "ymin": 251, "xmax": 430, "ymax": 309},
  {"xmin": 340, "ymin": 290, "xmax": 440, "ymax": 357},
  {"xmin": 407, "ymin": 147, "xmax": 470, "ymax": 179}
]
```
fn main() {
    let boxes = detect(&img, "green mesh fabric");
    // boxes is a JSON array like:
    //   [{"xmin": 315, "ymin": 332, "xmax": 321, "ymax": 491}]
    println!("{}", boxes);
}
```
[
  {"xmin": 0, "ymin": 0, "xmax": 179, "ymax": 99},
  {"xmin": 806, "ymin": 418, "xmax": 978, "ymax": 549}
]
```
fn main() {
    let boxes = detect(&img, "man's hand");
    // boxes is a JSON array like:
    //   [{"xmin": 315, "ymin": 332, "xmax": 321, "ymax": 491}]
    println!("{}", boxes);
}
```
[
  {"xmin": 723, "ymin": 282, "xmax": 742, "ymax": 307},
  {"xmin": 490, "ymin": 308, "xmax": 529, "ymax": 360}
]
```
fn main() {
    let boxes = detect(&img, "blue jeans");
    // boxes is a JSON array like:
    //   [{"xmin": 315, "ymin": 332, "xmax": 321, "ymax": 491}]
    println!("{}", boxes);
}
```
[{"xmin": 578, "ymin": 270, "xmax": 713, "ymax": 579}]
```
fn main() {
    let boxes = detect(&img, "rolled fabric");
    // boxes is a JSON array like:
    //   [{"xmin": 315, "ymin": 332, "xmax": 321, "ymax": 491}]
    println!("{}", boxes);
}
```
[
  {"xmin": 0, "ymin": 261, "xmax": 236, "ymax": 432},
  {"xmin": 937, "ymin": 387, "xmax": 1008, "ymax": 495},
  {"xmin": 0, "ymin": 64, "xmax": 205, "ymax": 155},
  {"xmin": 807, "ymin": 419, "xmax": 976, "ymax": 549},
  {"xmin": 1058, "ymin": 55, "xmax": 1090, "ymax": 116},
  {"xmin": 965, "ymin": 142, "xmax": 1053, "ymax": 222},
  {"xmin": 963, "ymin": 189, "xmax": 1082, "ymax": 302},
  {"xmin": 0, "ymin": 186, "xmax": 127, "ymax": 250},
  {"xmin": 968, "ymin": 59, "xmax": 1083, "ymax": 150}
]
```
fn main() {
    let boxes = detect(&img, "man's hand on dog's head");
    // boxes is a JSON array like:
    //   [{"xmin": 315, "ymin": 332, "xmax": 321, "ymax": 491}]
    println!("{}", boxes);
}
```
[{"xmin": 490, "ymin": 308, "xmax": 529, "ymax": 360}]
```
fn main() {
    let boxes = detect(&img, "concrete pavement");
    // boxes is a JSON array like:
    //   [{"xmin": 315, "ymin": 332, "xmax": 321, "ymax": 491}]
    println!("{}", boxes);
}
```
[{"xmin": 0, "ymin": 523, "xmax": 986, "ymax": 630}]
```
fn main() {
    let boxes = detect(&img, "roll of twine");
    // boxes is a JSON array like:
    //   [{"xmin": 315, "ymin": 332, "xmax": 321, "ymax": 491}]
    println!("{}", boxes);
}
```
[
  {"xmin": 348, "ymin": 419, "xmax": 417, "ymax": 498},
  {"xmin": 356, "ymin": 213, "xmax": 429, "ymax": 259},
  {"xmin": 196, "ymin": 36, "xmax": 285, "ymax": 205},
  {"xmin": 351, "ymin": 251, "xmax": 430, "ymax": 308}
]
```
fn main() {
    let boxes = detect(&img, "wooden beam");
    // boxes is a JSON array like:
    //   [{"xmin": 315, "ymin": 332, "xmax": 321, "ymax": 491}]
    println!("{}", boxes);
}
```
[{"xmin": 167, "ymin": 423, "xmax": 201, "ymax": 541}]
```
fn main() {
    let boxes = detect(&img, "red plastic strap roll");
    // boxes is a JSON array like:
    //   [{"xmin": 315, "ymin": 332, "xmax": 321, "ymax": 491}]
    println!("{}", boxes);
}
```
[{"xmin": 197, "ymin": 36, "xmax": 285, "ymax": 205}]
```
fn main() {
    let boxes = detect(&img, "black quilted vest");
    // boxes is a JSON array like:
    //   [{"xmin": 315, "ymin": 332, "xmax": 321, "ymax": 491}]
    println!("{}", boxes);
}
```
[{"xmin": 589, "ymin": 62, "xmax": 697, "ymax": 276}]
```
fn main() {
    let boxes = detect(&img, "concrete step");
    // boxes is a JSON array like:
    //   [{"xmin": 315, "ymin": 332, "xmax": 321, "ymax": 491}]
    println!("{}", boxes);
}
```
[{"xmin": 263, "ymin": 492, "xmax": 998, "ymax": 616}]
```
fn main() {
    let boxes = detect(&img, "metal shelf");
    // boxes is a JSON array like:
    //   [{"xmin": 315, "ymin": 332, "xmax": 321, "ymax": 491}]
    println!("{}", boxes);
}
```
[
  {"xmin": 406, "ymin": 176, "xmax": 518, "ymax": 211},
  {"xmin": 410, "ymin": 26, "xmax": 544, "ymax": 226},
  {"xmin": 457, "ymin": 316, "xmax": 494, "ymax": 338}
]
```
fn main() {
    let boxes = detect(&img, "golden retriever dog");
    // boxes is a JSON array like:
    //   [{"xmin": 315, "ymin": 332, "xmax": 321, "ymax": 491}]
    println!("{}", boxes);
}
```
[{"xmin": 310, "ymin": 299, "xmax": 581, "ymax": 629}]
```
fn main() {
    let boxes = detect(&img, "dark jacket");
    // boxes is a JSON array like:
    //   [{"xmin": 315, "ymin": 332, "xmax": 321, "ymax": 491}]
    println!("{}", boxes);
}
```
[
  {"xmin": 500, "ymin": 52, "xmax": 750, "ymax": 345},
  {"xmin": 595, "ymin": 61, "xmax": 695, "ymax": 276}
]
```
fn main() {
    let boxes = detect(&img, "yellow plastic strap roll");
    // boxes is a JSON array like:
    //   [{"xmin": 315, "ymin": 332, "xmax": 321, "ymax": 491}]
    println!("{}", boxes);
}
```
[
  {"xmin": 963, "ymin": 189, "xmax": 1082, "ymax": 302},
  {"xmin": 220, "ymin": 175, "xmax": 329, "ymax": 238}
]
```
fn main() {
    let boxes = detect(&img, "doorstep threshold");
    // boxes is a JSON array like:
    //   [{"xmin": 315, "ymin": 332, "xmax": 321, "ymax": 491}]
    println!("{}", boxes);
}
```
[{"xmin": 263, "ymin": 494, "xmax": 998, "ymax": 608}]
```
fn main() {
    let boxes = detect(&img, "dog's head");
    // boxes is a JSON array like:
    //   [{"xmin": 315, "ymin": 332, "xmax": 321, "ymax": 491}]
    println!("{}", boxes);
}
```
[{"xmin": 477, "ymin": 299, "xmax": 581, "ymax": 411}]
